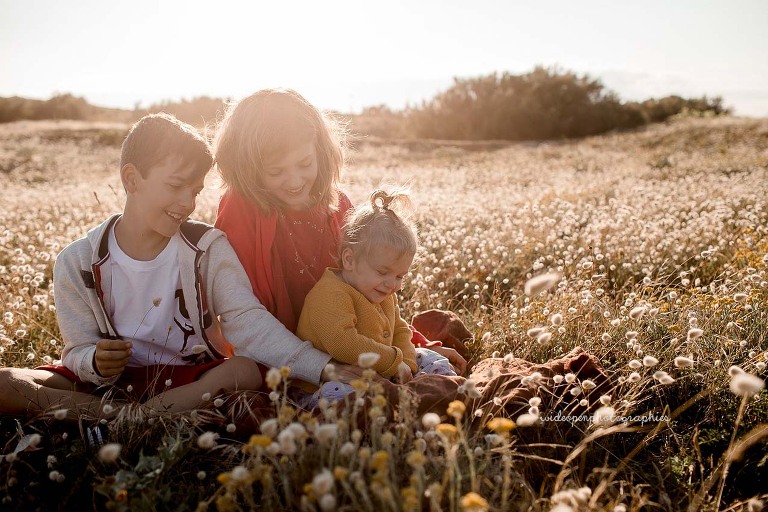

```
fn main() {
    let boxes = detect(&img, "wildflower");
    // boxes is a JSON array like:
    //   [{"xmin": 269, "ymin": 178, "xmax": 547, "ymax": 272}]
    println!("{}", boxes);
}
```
[
  {"xmin": 406, "ymin": 450, "xmax": 426, "ymax": 468},
  {"xmin": 265, "ymin": 367, "xmax": 282, "ymax": 389},
  {"xmin": 674, "ymin": 356, "xmax": 694, "ymax": 368},
  {"xmin": 628, "ymin": 372, "xmax": 641, "ymax": 383},
  {"xmin": 447, "ymin": 400, "xmax": 466, "ymax": 419},
  {"xmin": 435, "ymin": 423, "xmax": 458, "ymax": 439},
  {"xmin": 312, "ymin": 469, "xmax": 334, "ymax": 495},
  {"xmin": 269, "ymin": 391, "xmax": 280, "ymax": 402},
  {"xmin": 197, "ymin": 432, "xmax": 219, "ymax": 449},
  {"xmin": 49, "ymin": 470, "xmax": 62, "ymax": 482},
  {"xmin": 481, "ymin": 331, "xmax": 491, "ymax": 342},
  {"xmin": 529, "ymin": 397, "xmax": 541, "ymax": 407},
  {"xmin": 570, "ymin": 387, "xmax": 581, "ymax": 396},
  {"xmin": 611, "ymin": 318, "xmax": 621, "ymax": 327},
  {"xmin": 164, "ymin": 379, "xmax": 172, "ymax": 387},
  {"xmin": 733, "ymin": 293, "xmax": 748, "ymax": 302},
  {"xmin": 527, "ymin": 327, "xmax": 545, "ymax": 338},
  {"xmin": 529, "ymin": 406, "xmax": 539, "ymax": 415},
  {"xmin": 226, "ymin": 423, "xmax": 236, "ymax": 433},
  {"xmin": 315, "ymin": 424, "xmax": 338, "ymax": 443},
  {"xmin": 581, "ymin": 379, "xmax": 596, "ymax": 390},
  {"xmin": 729, "ymin": 365, "xmax": 745, "ymax": 377},
  {"xmin": 730, "ymin": 373, "xmax": 765, "ymax": 397},
  {"xmin": 564, "ymin": 373, "xmax": 576, "ymax": 383},
  {"xmin": 625, "ymin": 330, "xmax": 638, "ymax": 339},
  {"xmin": 628, "ymin": 359, "xmax": 642, "ymax": 369},
  {"xmin": 592, "ymin": 406, "xmax": 616, "ymax": 427},
  {"xmin": 486, "ymin": 417, "xmax": 516, "ymax": 434},
  {"xmin": 602, "ymin": 332, "xmax": 611, "ymax": 342},
  {"xmin": 53, "ymin": 409, "xmax": 67, "ymax": 420},
  {"xmin": 460, "ymin": 491, "xmax": 489, "ymax": 512},
  {"xmin": 339, "ymin": 442, "xmax": 356, "ymax": 457},
  {"xmin": 600, "ymin": 394, "xmax": 611, "ymax": 405},
  {"xmin": 357, "ymin": 352, "xmax": 381, "ymax": 369},
  {"xmin": 642, "ymin": 356, "xmax": 659, "ymax": 367},
  {"xmin": 516, "ymin": 413, "xmax": 539, "ymax": 427},
  {"xmin": 370, "ymin": 450, "xmax": 389, "ymax": 471},
  {"xmin": 553, "ymin": 374, "xmax": 564, "ymax": 384},
  {"xmin": 247, "ymin": 435, "xmax": 272, "ymax": 449},
  {"xmin": 98, "ymin": 443, "xmax": 122, "ymax": 463},
  {"xmin": 524, "ymin": 272, "xmax": 561, "ymax": 296},
  {"xmin": 687, "ymin": 328, "xmax": 704, "ymax": 341},
  {"xmin": 503, "ymin": 353, "xmax": 514, "ymax": 363},
  {"xmin": 197, "ymin": 471, "xmax": 206, "ymax": 480},
  {"xmin": 201, "ymin": 392, "xmax": 211, "ymax": 401},
  {"xmin": 537, "ymin": 331, "xmax": 552, "ymax": 344},
  {"xmin": 213, "ymin": 398, "xmax": 225, "ymax": 408},
  {"xmin": 152, "ymin": 298, "xmax": 162, "ymax": 307},
  {"xmin": 319, "ymin": 494, "xmax": 336, "ymax": 512},
  {"xmin": 422, "ymin": 412, "xmax": 441, "ymax": 429},
  {"xmin": 629, "ymin": 306, "xmax": 646, "ymax": 320}
]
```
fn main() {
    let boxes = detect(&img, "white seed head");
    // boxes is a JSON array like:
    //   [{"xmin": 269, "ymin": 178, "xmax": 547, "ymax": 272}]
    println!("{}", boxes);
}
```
[
  {"xmin": 524, "ymin": 272, "xmax": 561, "ymax": 296},
  {"xmin": 357, "ymin": 352, "xmax": 381, "ymax": 369},
  {"xmin": 730, "ymin": 373, "xmax": 765, "ymax": 397},
  {"xmin": 98, "ymin": 443, "xmax": 122, "ymax": 463},
  {"xmin": 674, "ymin": 356, "xmax": 694, "ymax": 368},
  {"xmin": 592, "ymin": 406, "xmax": 616, "ymax": 427}
]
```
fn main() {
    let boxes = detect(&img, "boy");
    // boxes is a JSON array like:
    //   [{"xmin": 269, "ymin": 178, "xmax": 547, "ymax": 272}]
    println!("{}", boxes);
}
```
[{"xmin": 0, "ymin": 113, "xmax": 338, "ymax": 420}]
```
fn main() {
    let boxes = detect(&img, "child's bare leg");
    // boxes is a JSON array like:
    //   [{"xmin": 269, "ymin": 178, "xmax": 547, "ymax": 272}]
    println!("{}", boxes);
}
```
[
  {"xmin": 142, "ymin": 357, "xmax": 262, "ymax": 413},
  {"xmin": 0, "ymin": 367, "xmax": 118, "ymax": 420}
]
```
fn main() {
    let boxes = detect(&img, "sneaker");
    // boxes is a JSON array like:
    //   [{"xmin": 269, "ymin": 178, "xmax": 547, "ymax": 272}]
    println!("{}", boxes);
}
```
[{"xmin": 79, "ymin": 420, "xmax": 109, "ymax": 449}]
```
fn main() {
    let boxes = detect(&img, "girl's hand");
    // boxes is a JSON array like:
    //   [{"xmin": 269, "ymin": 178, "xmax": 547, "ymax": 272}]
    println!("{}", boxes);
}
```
[
  {"xmin": 396, "ymin": 362, "xmax": 413, "ymax": 384},
  {"xmin": 429, "ymin": 346, "xmax": 467, "ymax": 375}
]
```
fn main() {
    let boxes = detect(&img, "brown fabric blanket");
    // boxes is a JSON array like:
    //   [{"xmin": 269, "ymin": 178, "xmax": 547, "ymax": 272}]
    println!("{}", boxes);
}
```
[{"xmin": 381, "ymin": 346, "xmax": 612, "ymax": 422}]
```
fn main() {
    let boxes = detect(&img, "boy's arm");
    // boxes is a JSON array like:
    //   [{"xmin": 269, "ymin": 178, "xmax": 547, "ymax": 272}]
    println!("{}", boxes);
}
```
[
  {"xmin": 207, "ymin": 237, "xmax": 332, "ymax": 386},
  {"xmin": 54, "ymin": 251, "xmax": 120, "ymax": 386},
  {"xmin": 391, "ymin": 296, "xmax": 418, "ymax": 373},
  {"xmin": 303, "ymin": 292, "xmax": 404, "ymax": 378}
]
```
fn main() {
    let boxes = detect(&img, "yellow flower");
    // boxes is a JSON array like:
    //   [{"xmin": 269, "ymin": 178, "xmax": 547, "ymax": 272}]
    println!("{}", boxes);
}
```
[
  {"xmin": 333, "ymin": 466, "xmax": 349, "ymax": 480},
  {"xmin": 279, "ymin": 366, "xmax": 291, "ymax": 378},
  {"xmin": 460, "ymin": 491, "xmax": 489, "ymax": 512},
  {"xmin": 217, "ymin": 472, "xmax": 231, "ymax": 485},
  {"xmin": 406, "ymin": 450, "xmax": 426, "ymax": 468},
  {"xmin": 447, "ymin": 400, "xmax": 466, "ymax": 419},
  {"xmin": 350, "ymin": 379, "xmax": 369, "ymax": 394},
  {"xmin": 246, "ymin": 435, "xmax": 272, "ymax": 448},
  {"xmin": 435, "ymin": 423, "xmax": 459, "ymax": 439},
  {"xmin": 265, "ymin": 367, "xmax": 282, "ymax": 389},
  {"xmin": 486, "ymin": 417, "xmax": 516, "ymax": 435},
  {"xmin": 372, "ymin": 395, "xmax": 388, "ymax": 408},
  {"xmin": 371, "ymin": 450, "xmax": 389, "ymax": 471}
]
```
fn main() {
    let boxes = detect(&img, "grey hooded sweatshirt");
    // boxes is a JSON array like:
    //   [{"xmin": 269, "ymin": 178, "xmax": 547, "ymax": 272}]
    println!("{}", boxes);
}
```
[{"xmin": 53, "ymin": 214, "xmax": 331, "ymax": 386}]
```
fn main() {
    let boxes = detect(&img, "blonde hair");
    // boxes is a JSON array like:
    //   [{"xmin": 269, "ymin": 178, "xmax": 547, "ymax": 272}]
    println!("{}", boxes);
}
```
[
  {"xmin": 214, "ymin": 88, "xmax": 346, "ymax": 212},
  {"xmin": 121, "ymin": 113, "xmax": 213, "ymax": 178},
  {"xmin": 342, "ymin": 188, "xmax": 419, "ymax": 262}
]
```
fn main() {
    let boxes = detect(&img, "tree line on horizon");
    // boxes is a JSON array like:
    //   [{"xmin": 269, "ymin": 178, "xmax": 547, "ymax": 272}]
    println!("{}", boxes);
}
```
[{"xmin": 0, "ymin": 67, "xmax": 729, "ymax": 141}]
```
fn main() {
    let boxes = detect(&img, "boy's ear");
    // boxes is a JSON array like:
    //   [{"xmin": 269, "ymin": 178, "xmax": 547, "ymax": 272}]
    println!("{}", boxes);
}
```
[
  {"xmin": 341, "ymin": 248, "xmax": 355, "ymax": 270},
  {"xmin": 121, "ymin": 164, "xmax": 141, "ymax": 193}
]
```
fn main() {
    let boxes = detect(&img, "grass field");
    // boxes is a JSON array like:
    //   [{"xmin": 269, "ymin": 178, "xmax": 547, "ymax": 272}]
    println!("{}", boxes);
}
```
[{"xmin": 0, "ymin": 116, "xmax": 767, "ymax": 511}]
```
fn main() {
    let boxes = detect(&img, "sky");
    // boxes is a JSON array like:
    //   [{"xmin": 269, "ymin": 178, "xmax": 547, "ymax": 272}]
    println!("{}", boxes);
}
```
[{"xmin": 1, "ymin": 0, "xmax": 767, "ymax": 116}]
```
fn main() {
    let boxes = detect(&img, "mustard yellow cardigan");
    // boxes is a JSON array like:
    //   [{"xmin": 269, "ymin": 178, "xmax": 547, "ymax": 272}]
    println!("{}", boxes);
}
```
[{"xmin": 297, "ymin": 269, "xmax": 418, "ymax": 380}]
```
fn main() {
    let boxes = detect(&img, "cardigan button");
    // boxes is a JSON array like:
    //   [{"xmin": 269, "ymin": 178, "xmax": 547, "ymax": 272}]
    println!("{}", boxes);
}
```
[{"xmin": 383, "ymin": 331, "xmax": 390, "ymax": 338}]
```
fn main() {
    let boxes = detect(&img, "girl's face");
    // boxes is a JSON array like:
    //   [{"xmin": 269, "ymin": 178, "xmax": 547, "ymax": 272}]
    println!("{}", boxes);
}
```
[
  {"xmin": 340, "ymin": 245, "xmax": 414, "ymax": 304},
  {"xmin": 261, "ymin": 140, "xmax": 318, "ymax": 211}
]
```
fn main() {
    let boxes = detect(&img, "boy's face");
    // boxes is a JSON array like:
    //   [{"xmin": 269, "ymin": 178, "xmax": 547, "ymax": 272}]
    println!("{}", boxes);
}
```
[
  {"xmin": 341, "ymin": 245, "xmax": 414, "ymax": 304},
  {"xmin": 261, "ymin": 140, "xmax": 318, "ymax": 211},
  {"xmin": 124, "ymin": 156, "xmax": 206, "ymax": 239}
]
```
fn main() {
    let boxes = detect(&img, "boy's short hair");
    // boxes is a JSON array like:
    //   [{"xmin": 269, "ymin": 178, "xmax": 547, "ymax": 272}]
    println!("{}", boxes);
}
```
[{"xmin": 120, "ymin": 113, "xmax": 213, "ymax": 177}]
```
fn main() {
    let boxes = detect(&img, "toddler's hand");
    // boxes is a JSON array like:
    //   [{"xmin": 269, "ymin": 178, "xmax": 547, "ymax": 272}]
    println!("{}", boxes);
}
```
[
  {"xmin": 396, "ymin": 362, "xmax": 413, "ymax": 384},
  {"xmin": 94, "ymin": 339, "xmax": 132, "ymax": 377}
]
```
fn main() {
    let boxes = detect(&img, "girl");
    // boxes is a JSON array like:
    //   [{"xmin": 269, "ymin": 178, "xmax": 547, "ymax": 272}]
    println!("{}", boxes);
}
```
[
  {"xmin": 295, "ymin": 189, "xmax": 456, "ymax": 405},
  {"xmin": 214, "ymin": 89, "xmax": 466, "ymax": 385}
]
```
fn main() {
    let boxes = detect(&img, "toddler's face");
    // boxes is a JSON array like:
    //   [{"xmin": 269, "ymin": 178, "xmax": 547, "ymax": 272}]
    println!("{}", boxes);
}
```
[
  {"xmin": 341, "ymin": 246, "xmax": 414, "ymax": 304},
  {"xmin": 261, "ymin": 140, "xmax": 318, "ymax": 211}
]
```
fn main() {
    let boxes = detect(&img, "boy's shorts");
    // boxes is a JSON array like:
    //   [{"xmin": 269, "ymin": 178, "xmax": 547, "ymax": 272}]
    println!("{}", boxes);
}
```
[{"xmin": 36, "ymin": 360, "xmax": 227, "ymax": 401}]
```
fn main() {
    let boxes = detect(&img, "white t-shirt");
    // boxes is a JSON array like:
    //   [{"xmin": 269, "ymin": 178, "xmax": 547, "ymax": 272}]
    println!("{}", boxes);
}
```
[{"xmin": 107, "ymin": 225, "xmax": 202, "ymax": 366}]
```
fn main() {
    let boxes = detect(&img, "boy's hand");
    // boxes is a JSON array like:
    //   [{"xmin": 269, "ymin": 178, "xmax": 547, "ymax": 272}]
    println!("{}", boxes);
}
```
[
  {"xmin": 94, "ymin": 339, "xmax": 132, "ymax": 377},
  {"xmin": 396, "ymin": 361, "xmax": 413, "ymax": 384},
  {"xmin": 430, "ymin": 346, "xmax": 468, "ymax": 375}
]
